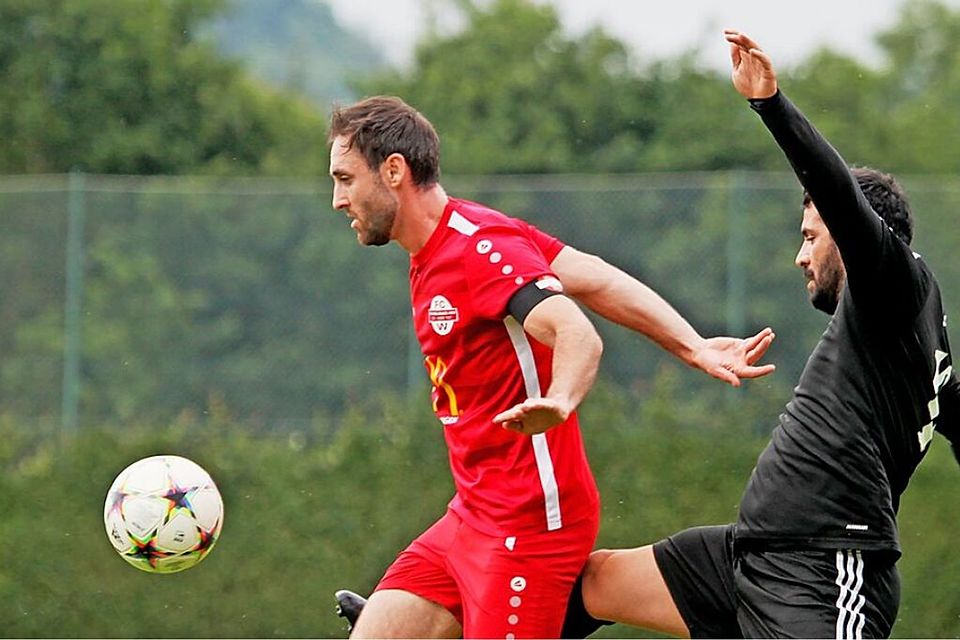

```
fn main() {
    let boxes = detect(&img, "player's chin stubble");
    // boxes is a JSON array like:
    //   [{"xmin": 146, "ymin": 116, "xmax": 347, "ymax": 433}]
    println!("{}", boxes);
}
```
[{"xmin": 359, "ymin": 207, "xmax": 395, "ymax": 246}]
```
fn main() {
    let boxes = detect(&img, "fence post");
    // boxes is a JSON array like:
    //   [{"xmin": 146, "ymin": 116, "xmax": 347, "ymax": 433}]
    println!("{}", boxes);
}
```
[
  {"xmin": 725, "ymin": 170, "xmax": 747, "ymax": 339},
  {"xmin": 725, "ymin": 171, "xmax": 748, "ymax": 405},
  {"xmin": 62, "ymin": 170, "xmax": 86, "ymax": 436}
]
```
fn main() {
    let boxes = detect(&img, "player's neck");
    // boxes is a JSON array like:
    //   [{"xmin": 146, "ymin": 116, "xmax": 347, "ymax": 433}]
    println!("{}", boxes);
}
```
[{"xmin": 394, "ymin": 183, "xmax": 449, "ymax": 255}]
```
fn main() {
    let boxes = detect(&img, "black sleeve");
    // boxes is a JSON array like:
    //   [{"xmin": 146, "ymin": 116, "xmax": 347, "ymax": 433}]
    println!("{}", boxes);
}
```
[
  {"xmin": 748, "ymin": 91, "xmax": 925, "ymax": 315},
  {"xmin": 937, "ymin": 373, "xmax": 960, "ymax": 467},
  {"xmin": 508, "ymin": 280, "xmax": 561, "ymax": 325}
]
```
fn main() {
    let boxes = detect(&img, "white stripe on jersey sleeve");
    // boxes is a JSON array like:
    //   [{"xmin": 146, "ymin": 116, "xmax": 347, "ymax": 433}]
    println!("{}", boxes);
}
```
[{"xmin": 448, "ymin": 210, "xmax": 479, "ymax": 236}]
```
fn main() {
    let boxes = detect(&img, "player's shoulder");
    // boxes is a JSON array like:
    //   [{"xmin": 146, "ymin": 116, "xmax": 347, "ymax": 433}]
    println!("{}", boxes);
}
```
[
  {"xmin": 443, "ymin": 199, "xmax": 551, "ymax": 277},
  {"xmin": 447, "ymin": 197, "xmax": 535, "ymax": 238}
]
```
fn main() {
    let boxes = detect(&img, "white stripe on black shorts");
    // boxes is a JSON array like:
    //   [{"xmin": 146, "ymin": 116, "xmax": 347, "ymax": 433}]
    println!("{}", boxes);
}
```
[{"xmin": 652, "ymin": 525, "xmax": 900, "ymax": 638}]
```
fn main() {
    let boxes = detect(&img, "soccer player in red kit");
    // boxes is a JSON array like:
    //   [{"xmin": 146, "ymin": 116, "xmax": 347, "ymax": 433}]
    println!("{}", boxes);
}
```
[{"xmin": 328, "ymin": 95, "xmax": 603, "ymax": 639}]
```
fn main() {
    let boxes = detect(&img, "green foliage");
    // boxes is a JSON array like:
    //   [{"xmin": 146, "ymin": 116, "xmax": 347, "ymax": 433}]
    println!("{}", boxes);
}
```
[
  {"xmin": 5, "ymin": 0, "xmax": 960, "ymax": 178},
  {"xmin": 1, "ymin": 396, "xmax": 453, "ymax": 638},
  {"xmin": 2, "ymin": 386, "xmax": 958, "ymax": 638},
  {"xmin": 3, "ymin": 2, "xmax": 960, "ymax": 633},
  {"xmin": 349, "ymin": 0, "xmax": 960, "ymax": 177},
  {"xmin": 5, "ymin": 170, "xmax": 959, "ymax": 437},
  {"xmin": 779, "ymin": 0, "xmax": 960, "ymax": 175},
  {"xmin": 7, "ymin": 0, "xmax": 960, "ymax": 178},
  {"xmin": 0, "ymin": 0, "xmax": 326, "ymax": 175},
  {"xmin": 359, "ymin": 0, "xmax": 656, "ymax": 174},
  {"xmin": 871, "ymin": 0, "xmax": 960, "ymax": 173}
]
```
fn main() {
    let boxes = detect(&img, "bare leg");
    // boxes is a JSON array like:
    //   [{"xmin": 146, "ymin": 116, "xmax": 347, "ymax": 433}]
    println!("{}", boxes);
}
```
[
  {"xmin": 582, "ymin": 546, "xmax": 690, "ymax": 638},
  {"xmin": 350, "ymin": 589, "xmax": 462, "ymax": 639}
]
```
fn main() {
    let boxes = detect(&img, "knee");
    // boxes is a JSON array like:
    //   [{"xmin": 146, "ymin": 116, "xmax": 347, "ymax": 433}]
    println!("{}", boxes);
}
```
[{"xmin": 582, "ymin": 548, "xmax": 615, "ymax": 619}]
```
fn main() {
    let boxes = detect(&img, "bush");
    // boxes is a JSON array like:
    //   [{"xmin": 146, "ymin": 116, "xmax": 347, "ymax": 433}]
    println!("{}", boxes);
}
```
[{"xmin": 2, "ymin": 385, "xmax": 957, "ymax": 637}]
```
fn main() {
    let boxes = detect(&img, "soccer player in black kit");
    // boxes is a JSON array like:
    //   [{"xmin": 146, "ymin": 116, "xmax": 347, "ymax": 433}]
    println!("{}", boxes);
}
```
[{"xmin": 559, "ymin": 29, "xmax": 960, "ymax": 639}]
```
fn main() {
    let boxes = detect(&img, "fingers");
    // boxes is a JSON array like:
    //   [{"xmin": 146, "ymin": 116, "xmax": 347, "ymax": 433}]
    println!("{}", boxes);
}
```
[
  {"xmin": 740, "ymin": 363, "xmax": 777, "ymax": 379},
  {"xmin": 714, "ymin": 368, "xmax": 742, "ymax": 388},
  {"xmin": 503, "ymin": 420, "xmax": 524, "ymax": 434},
  {"xmin": 729, "ymin": 41, "xmax": 742, "ymax": 68},
  {"xmin": 497, "ymin": 411, "xmax": 526, "ymax": 434},
  {"xmin": 495, "ymin": 399, "xmax": 566, "ymax": 435},
  {"xmin": 724, "ymin": 29, "xmax": 773, "ymax": 72},
  {"xmin": 493, "ymin": 406, "xmax": 525, "ymax": 425},
  {"xmin": 493, "ymin": 398, "xmax": 546, "ymax": 428},
  {"xmin": 744, "ymin": 327, "xmax": 773, "ymax": 349},
  {"xmin": 747, "ymin": 335, "xmax": 775, "ymax": 363},
  {"xmin": 744, "ymin": 328, "xmax": 775, "ymax": 362},
  {"xmin": 750, "ymin": 47, "xmax": 775, "ymax": 73},
  {"xmin": 723, "ymin": 29, "xmax": 762, "ymax": 52}
]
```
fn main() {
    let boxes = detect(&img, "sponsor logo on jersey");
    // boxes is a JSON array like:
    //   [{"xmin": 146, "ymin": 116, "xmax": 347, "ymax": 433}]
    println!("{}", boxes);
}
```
[
  {"xmin": 425, "ymin": 355, "xmax": 460, "ymax": 425},
  {"xmin": 428, "ymin": 295, "xmax": 459, "ymax": 335}
]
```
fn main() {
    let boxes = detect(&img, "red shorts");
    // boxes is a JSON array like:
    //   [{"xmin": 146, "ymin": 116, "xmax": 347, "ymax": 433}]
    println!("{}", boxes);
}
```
[{"xmin": 375, "ymin": 509, "xmax": 599, "ymax": 639}]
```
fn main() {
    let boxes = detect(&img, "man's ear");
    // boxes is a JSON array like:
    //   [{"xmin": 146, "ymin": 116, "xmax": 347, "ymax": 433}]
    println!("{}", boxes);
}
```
[{"xmin": 382, "ymin": 153, "xmax": 407, "ymax": 187}]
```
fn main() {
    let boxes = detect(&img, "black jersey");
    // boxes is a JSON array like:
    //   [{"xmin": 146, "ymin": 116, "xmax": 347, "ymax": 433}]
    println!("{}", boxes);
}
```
[{"xmin": 736, "ymin": 92, "xmax": 959, "ymax": 556}]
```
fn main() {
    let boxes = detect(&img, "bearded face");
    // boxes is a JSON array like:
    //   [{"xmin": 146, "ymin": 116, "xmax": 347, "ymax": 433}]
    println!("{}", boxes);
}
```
[
  {"xmin": 329, "ymin": 135, "xmax": 400, "ymax": 247},
  {"xmin": 795, "ymin": 204, "xmax": 846, "ymax": 315},
  {"xmin": 351, "ymin": 172, "xmax": 398, "ymax": 246}
]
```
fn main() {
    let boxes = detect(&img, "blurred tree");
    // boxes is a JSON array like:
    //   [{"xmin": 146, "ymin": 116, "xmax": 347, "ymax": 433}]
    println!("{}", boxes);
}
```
[
  {"xmin": 0, "ymin": 0, "xmax": 326, "ymax": 175},
  {"xmin": 782, "ymin": 49, "xmax": 888, "ymax": 169},
  {"xmin": 4, "ymin": 0, "xmax": 960, "ymax": 431},
  {"xmin": 204, "ymin": 0, "xmax": 385, "ymax": 108},
  {"xmin": 356, "ymin": 0, "xmax": 960, "ymax": 177},
  {"xmin": 358, "ymin": 0, "xmax": 655, "ymax": 174},
  {"xmin": 873, "ymin": 0, "xmax": 960, "ymax": 172},
  {"xmin": 777, "ymin": 0, "xmax": 960, "ymax": 174},
  {"xmin": 356, "ymin": 0, "xmax": 797, "ymax": 174},
  {"xmin": 631, "ymin": 57, "xmax": 786, "ymax": 171}
]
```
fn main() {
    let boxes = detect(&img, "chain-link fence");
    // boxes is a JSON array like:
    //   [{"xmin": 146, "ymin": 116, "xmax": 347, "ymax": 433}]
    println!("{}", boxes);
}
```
[{"xmin": 2, "ymin": 171, "xmax": 958, "ymax": 436}]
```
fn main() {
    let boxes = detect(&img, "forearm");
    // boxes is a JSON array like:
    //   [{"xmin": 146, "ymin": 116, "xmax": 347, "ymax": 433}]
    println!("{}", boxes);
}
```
[
  {"xmin": 544, "ymin": 318, "xmax": 603, "ymax": 413},
  {"xmin": 520, "ymin": 294, "xmax": 603, "ymax": 414},
  {"xmin": 587, "ymin": 280, "xmax": 704, "ymax": 364},
  {"xmin": 554, "ymin": 248, "xmax": 704, "ymax": 366}
]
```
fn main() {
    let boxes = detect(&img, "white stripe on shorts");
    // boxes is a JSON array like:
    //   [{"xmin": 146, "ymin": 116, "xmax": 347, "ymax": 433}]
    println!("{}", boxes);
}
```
[{"xmin": 834, "ymin": 550, "xmax": 866, "ymax": 640}]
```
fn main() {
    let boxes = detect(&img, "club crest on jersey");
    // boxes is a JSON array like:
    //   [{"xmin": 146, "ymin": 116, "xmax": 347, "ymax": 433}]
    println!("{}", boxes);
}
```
[{"xmin": 428, "ymin": 295, "xmax": 460, "ymax": 335}]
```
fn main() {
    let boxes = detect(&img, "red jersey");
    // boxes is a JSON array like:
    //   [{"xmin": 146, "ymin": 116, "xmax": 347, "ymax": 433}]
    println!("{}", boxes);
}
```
[{"xmin": 410, "ymin": 197, "xmax": 599, "ymax": 536}]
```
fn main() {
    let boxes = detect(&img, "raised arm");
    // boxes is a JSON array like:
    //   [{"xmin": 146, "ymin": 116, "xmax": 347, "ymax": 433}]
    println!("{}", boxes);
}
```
[
  {"xmin": 724, "ymin": 30, "xmax": 887, "ymax": 281},
  {"xmin": 551, "ymin": 246, "xmax": 775, "ymax": 387}
]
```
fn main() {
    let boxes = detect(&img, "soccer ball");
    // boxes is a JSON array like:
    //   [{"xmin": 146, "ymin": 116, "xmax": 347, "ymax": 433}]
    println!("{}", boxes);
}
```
[{"xmin": 104, "ymin": 455, "xmax": 224, "ymax": 574}]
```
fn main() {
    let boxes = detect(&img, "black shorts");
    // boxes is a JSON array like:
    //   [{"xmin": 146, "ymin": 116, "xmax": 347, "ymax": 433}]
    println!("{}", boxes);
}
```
[{"xmin": 652, "ymin": 525, "xmax": 900, "ymax": 639}]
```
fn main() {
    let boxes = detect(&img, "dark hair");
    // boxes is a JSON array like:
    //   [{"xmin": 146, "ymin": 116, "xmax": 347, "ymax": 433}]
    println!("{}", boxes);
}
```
[
  {"xmin": 328, "ymin": 96, "xmax": 440, "ymax": 187},
  {"xmin": 802, "ymin": 167, "xmax": 913, "ymax": 245}
]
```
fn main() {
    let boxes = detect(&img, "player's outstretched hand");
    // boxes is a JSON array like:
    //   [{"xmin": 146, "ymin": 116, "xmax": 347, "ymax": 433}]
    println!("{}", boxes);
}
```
[
  {"xmin": 691, "ymin": 327, "xmax": 776, "ymax": 387},
  {"xmin": 724, "ymin": 29, "xmax": 778, "ymax": 100},
  {"xmin": 494, "ymin": 397, "xmax": 570, "ymax": 435}
]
